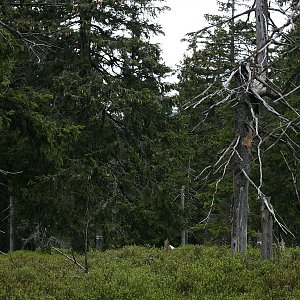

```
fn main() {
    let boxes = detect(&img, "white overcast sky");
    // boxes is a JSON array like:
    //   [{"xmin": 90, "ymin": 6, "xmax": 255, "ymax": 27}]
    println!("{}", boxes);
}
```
[
  {"xmin": 153, "ymin": 0, "xmax": 287, "ymax": 69},
  {"xmin": 153, "ymin": 0, "xmax": 219, "ymax": 68}
]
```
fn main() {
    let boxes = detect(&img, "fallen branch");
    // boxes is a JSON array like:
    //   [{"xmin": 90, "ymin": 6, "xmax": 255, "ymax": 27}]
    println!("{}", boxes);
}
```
[{"xmin": 51, "ymin": 247, "xmax": 87, "ymax": 272}]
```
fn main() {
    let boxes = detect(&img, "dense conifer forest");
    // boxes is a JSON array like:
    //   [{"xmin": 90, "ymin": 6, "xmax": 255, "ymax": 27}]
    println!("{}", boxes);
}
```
[{"xmin": 0, "ymin": 0, "xmax": 299, "ymax": 260}]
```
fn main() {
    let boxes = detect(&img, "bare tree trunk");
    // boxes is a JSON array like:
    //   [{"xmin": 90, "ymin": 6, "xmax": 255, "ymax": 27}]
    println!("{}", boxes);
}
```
[
  {"xmin": 231, "ymin": 91, "xmax": 252, "ymax": 253},
  {"xmin": 230, "ymin": 0, "xmax": 235, "ymax": 66},
  {"xmin": 256, "ymin": 0, "xmax": 273, "ymax": 260},
  {"xmin": 256, "ymin": 0, "xmax": 268, "ymax": 72},
  {"xmin": 95, "ymin": 229, "xmax": 103, "ymax": 250},
  {"xmin": 229, "ymin": 0, "xmax": 251, "ymax": 254},
  {"xmin": 84, "ymin": 227, "xmax": 89, "ymax": 273},
  {"xmin": 0, "ymin": 173, "xmax": 9, "ymax": 252},
  {"xmin": 231, "ymin": 0, "xmax": 270, "ymax": 255},
  {"xmin": 181, "ymin": 186, "xmax": 186, "ymax": 246},
  {"xmin": 84, "ymin": 198, "xmax": 90, "ymax": 273},
  {"xmin": 9, "ymin": 195, "xmax": 15, "ymax": 252},
  {"xmin": 261, "ymin": 197, "xmax": 273, "ymax": 259}
]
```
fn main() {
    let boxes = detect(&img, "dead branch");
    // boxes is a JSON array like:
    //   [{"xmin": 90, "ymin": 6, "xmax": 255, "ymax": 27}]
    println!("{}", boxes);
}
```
[
  {"xmin": 240, "ymin": 168, "xmax": 294, "ymax": 236},
  {"xmin": 0, "ymin": 20, "xmax": 52, "ymax": 63},
  {"xmin": 187, "ymin": 1, "xmax": 300, "ymax": 240},
  {"xmin": 51, "ymin": 247, "xmax": 87, "ymax": 272},
  {"xmin": 198, "ymin": 136, "xmax": 240, "ymax": 225},
  {"xmin": 0, "ymin": 169, "xmax": 23, "ymax": 175},
  {"xmin": 195, "ymin": 136, "xmax": 239, "ymax": 181},
  {"xmin": 281, "ymin": 151, "xmax": 300, "ymax": 203}
]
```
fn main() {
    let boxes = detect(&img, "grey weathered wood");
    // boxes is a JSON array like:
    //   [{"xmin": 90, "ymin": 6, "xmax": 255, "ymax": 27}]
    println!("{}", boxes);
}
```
[
  {"xmin": 229, "ymin": 0, "xmax": 252, "ymax": 254},
  {"xmin": 181, "ymin": 186, "xmax": 186, "ymax": 246},
  {"xmin": 95, "ymin": 230, "xmax": 103, "ymax": 250},
  {"xmin": 164, "ymin": 239, "xmax": 170, "ymax": 250},
  {"xmin": 0, "ymin": 174, "xmax": 9, "ymax": 252},
  {"xmin": 230, "ymin": 0, "xmax": 235, "ymax": 65},
  {"xmin": 238, "ymin": 186, "xmax": 248, "ymax": 252},
  {"xmin": 256, "ymin": 0, "xmax": 268, "ymax": 72},
  {"xmin": 231, "ymin": 0, "xmax": 270, "ymax": 255},
  {"xmin": 253, "ymin": 0, "xmax": 269, "ymax": 102},
  {"xmin": 256, "ymin": 0, "xmax": 273, "ymax": 260},
  {"xmin": 231, "ymin": 171, "xmax": 250, "ymax": 253},
  {"xmin": 9, "ymin": 195, "xmax": 15, "ymax": 252},
  {"xmin": 261, "ymin": 197, "xmax": 273, "ymax": 259},
  {"xmin": 231, "ymin": 89, "xmax": 252, "ymax": 253}
]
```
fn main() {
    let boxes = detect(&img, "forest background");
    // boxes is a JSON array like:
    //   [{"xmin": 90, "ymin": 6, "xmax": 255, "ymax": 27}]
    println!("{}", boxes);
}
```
[{"xmin": 0, "ymin": 0, "xmax": 299, "ymax": 253}]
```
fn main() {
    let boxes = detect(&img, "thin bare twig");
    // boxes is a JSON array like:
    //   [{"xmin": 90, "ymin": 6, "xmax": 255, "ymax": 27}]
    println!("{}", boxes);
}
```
[
  {"xmin": 51, "ymin": 247, "xmax": 87, "ymax": 272},
  {"xmin": 281, "ymin": 151, "xmax": 300, "ymax": 203},
  {"xmin": 240, "ymin": 168, "xmax": 294, "ymax": 236},
  {"xmin": 0, "ymin": 169, "xmax": 23, "ymax": 175},
  {"xmin": 199, "ymin": 136, "xmax": 240, "ymax": 225}
]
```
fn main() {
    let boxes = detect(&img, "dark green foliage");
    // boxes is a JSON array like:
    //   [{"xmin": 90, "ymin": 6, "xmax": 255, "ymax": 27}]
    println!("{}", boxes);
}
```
[
  {"xmin": 1, "ymin": 0, "xmax": 190, "ymax": 249},
  {"xmin": 1, "ymin": 0, "xmax": 299, "ymax": 251}
]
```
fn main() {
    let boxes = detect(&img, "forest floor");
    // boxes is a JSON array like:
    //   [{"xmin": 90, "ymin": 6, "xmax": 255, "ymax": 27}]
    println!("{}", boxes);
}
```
[{"xmin": 1, "ymin": 245, "xmax": 300, "ymax": 299}]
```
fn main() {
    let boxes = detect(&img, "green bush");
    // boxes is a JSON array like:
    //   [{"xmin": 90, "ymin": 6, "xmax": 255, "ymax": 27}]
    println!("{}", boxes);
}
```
[{"xmin": 1, "ymin": 246, "xmax": 300, "ymax": 299}]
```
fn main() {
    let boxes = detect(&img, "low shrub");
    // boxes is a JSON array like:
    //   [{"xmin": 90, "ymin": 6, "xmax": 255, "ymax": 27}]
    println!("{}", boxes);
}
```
[{"xmin": 1, "ymin": 246, "xmax": 300, "ymax": 299}]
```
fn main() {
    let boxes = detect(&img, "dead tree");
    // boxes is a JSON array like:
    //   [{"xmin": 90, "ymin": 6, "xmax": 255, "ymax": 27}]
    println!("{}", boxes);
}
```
[
  {"xmin": 181, "ymin": 186, "xmax": 187, "ymax": 246},
  {"xmin": 0, "ymin": 171, "xmax": 14, "ymax": 252},
  {"xmin": 185, "ymin": 0, "xmax": 299, "ymax": 254},
  {"xmin": 255, "ymin": 0, "xmax": 274, "ymax": 259},
  {"xmin": 9, "ymin": 196, "xmax": 15, "ymax": 252},
  {"xmin": 231, "ymin": 83, "xmax": 252, "ymax": 253},
  {"xmin": 261, "ymin": 197, "xmax": 273, "ymax": 259},
  {"xmin": 229, "ymin": 0, "xmax": 251, "ymax": 253}
]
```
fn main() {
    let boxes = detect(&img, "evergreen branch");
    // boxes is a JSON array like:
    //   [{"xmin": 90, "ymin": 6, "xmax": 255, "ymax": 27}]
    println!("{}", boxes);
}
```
[{"xmin": 184, "ymin": 8, "xmax": 255, "ymax": 38}]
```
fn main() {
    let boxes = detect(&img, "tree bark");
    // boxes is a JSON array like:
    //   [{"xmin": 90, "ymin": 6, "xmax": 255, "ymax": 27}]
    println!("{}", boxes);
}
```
[
  {"xmin": 9, "ymin": 195, "xmax": 15, "ymax": 252},
  {"xmin": 231, "ymin": 0, "xmax": 270, "ymax": 255},
  {"xmin": 229, "ymin": 0, "xmax": 251, "ymax": 254},
  {"xmin": 230, "ymin": 0, "xmax": 235, "ymax": 65},
  {"xmin": 261, "ymin": 197, "xmax": 273, "ymax": 259},
  {"xmin": 0, "ymin": 173, "xmax": 9, "ymax": 252},
  {"xmin": 95, "ymin": 229, "xmax": 103, "ymax": 250},
  {"xmin": 256, "ymin": 0, "xmax": 274, "ymax": 260},
  {"xmin": 231, "ymin": 88, "xmax": 252, "ymax": 253},
  {"xmin": 256, "ymin": 0, "xmax": 268, "ymax": 72},
  {"xmin": 228, "ymin": 0, "xmax": 251, "ymax": 254},
  {"xmin": 181, "ymin": 186, "xmax": 186, "ymax": 246}
]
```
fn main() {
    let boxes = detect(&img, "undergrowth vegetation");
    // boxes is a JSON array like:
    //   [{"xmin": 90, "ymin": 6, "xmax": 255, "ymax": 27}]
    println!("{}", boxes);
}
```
[{"xmin": 1, "ymin": 245, "xmax": 300, "ymax": 299}]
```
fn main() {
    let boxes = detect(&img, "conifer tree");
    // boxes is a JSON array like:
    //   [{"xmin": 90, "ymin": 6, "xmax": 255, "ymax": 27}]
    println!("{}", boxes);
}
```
[{"xmin": 1, "ymin": 0, "xmax": 185, "ymax": 249}]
